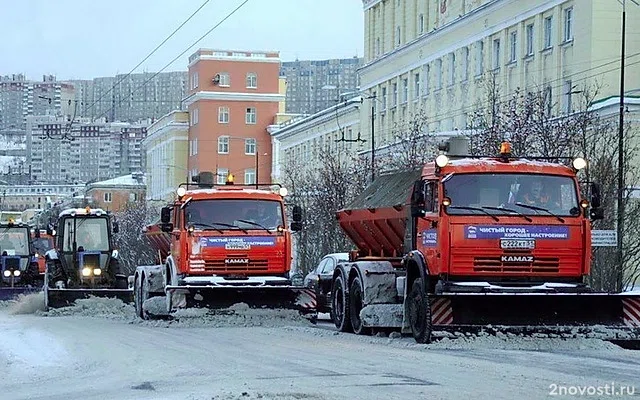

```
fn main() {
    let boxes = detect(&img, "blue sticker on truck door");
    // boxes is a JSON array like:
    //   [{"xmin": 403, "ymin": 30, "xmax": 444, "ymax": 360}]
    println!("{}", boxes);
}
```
[
  {"xmin": 465, "ymin": 225, "xmax": 569, "ymax": 240},
  {"xmin": 200, "ymin": 237, "xmax": 276, "ymax": 247},
  {"xmin": 422, "ymin": 229, "xmax": 437, "ymax": 247}
]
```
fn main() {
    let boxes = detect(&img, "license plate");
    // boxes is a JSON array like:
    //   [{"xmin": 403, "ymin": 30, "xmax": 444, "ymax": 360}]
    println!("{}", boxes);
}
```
[
  {"xmin": 500, "ymin": 239, "xmax": 535, "ymax": 249},
  {"xmin": 225, "ymin": 242, "xmax": 251, "ymax": 250}
]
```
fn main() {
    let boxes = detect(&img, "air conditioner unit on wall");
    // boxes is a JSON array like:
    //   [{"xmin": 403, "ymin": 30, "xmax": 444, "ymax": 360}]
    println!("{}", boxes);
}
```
[{"xmin": 212, "ymin": 74, "xmax": 220, "ymax": 84}]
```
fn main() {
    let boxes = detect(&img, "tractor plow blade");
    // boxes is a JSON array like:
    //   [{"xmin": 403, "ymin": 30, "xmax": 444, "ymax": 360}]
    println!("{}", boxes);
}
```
[
  {"xmin": 45, "ymin": 288, "xmax": 134, "ymax": 309},
  {"xmin": 167, "ymin": 285, "xmax": 317, "ymax": 318},
  {"xmin": 429, "ymin": 292, "xmax": 640, "ymax": 342},
  {"xmin": 0, "ymin": 287, "xmax": 41, "ymax": 301}
]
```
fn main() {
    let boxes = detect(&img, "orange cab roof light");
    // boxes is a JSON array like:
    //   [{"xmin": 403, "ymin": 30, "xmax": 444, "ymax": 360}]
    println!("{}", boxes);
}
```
[{"xmin": 500, "ymin": 141, "xmax": 511, "ymax": 155}]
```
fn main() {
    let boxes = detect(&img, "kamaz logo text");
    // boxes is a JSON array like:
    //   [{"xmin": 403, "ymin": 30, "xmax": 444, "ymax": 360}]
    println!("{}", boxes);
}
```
[
  {"xmin": 225, "ymin": 258, "xmax": 249, "ymax": 264},
  {"xmin": 501, "ymin": 255, "xmax": 534, "ymax": 263}
]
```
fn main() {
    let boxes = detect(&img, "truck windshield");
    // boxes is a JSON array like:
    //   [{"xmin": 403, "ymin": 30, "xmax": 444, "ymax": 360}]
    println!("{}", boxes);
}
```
[
  {"xmin": 62, "ymin": 217, "xmax": 110, "ymax": 252},
  {"xmin": 443, "ymin": 173, "xmax": 580, "ymax": 217},
  {"xmin": 185, "ymin": 199, "xmax": 284, "ymax": 230},
  {"xmin": 33, "ymin": 237, "xmax": 54, "ymax": 254},
  {"xmin": 0, "ymin": 227, "xmax": 29, "ymax": 256}
]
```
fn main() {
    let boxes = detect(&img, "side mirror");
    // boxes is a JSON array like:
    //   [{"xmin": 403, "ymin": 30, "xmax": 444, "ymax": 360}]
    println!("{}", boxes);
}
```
[
  {"xmin": 590, "ymin": 182, "xmax": 601, "ymax": 209},
  {"xmin": 290, "ymin": 221, "xmax": 302, "ymax": 232},
  {"xmin": 161, "ymin": 207, "xmax": 172, "ymax": 224},
  {"xmin": 112, "ymin": 221, "xmax": 119, "ymax": 234},
  {"xmin": 160, "ymin": 223, "xmax": 174, "ymax": 233},
  {"xmin": 292, "ymin": 205, "xmax": 303, "ymax": 223},
  {"xmin": 590, "ymin": 207, "xmax": 604, "ymax": 221},
  {"xmin": 410, "ymin": 180, "xmax": 427, "ymax": 218}
]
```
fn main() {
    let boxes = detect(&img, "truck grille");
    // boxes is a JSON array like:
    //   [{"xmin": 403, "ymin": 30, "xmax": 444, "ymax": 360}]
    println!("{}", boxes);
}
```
[
  {"xmin": 473, "ymin": 256, "xmax": 560, "ymax": 273},
  {"xmin": 204, "ymin": 258, "xmax": 269, "ymax": 273}
]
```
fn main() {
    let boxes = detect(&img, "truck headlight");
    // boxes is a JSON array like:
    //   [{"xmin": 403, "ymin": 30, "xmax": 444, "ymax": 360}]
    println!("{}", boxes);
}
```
[
  {"xmin": 13, "ymin": 270, "xmax": 20, "ymax": 277},
  {"xmin": 93, "ymin": 268, "xmax": 102, "ymax": 276},
  {"xmin": 3, "ymin": 270, "xmax": 10, "ymax": 278},
  {"xmin": 82, "ymin": 267, "xmax": 92, "ymax": 277}
]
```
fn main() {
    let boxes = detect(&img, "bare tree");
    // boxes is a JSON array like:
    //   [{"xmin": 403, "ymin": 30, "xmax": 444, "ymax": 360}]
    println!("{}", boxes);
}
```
[
  {"xmin": 383, "ymin": 109, "xmax": 439, "ymax": 171},
  {"xmin": 112, "ymin": 201, "xmax": 159, "ymax": 275}
]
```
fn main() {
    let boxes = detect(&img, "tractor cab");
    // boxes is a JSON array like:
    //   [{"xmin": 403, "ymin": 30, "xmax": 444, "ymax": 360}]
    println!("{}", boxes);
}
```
[{"xmin": 0, "ymin": 219, "xmax": 39, "ymax": 287}]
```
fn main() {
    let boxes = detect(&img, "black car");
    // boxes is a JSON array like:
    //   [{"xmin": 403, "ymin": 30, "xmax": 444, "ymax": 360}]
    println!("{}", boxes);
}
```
[{"xmin": 304, "ymin": 253, "xmax": 349, "ymax": 312}]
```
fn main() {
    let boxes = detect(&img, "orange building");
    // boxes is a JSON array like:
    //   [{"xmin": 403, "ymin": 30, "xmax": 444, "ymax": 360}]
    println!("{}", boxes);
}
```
[
  {"xmin": 183, "ymin": 49, "xmax": 284, "ymax": 185},
  {"xmin": 85, "ymin": 174, "xmax": 146, "ymax": 213}
]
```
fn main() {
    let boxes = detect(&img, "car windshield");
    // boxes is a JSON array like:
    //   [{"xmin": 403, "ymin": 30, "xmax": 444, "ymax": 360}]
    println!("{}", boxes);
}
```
[
  {"xmin": 443, "ymin": 173, "xmax": 580, "ymax": 216},
  {"xmin": 0, "ymin": 227, "xmax": 29, "ymax": 256},
  {"xmin": 62, "ymin": 217, "xmax": 110, "ymax": 252},
  {"xmin": 184, "ymin": 199, "xmax": 284, "ymax": 230}
]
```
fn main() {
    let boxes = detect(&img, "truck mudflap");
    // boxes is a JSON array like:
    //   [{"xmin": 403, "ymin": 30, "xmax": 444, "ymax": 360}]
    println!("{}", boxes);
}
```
[
  {"xmin": 44, "ymin": 287, "xmax": 134, "ymax": 309},
  {"xmin": 165, "ymin": 284, "xmax": 318, "ymax": 317},
  {"xmin": 0, "ymin": 286, "xmax": 41, "ymax": 301}
]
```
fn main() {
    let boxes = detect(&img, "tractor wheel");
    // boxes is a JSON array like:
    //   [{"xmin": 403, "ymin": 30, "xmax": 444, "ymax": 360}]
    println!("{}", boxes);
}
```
[
  {"xmin": 407, "ymin": 278, "xmax": 432, "ymax": 344},
  {"xmin": 331, "ymin": 274, "xmax": 352, "ymax": 332},
  {"xmin": 134, "ymin": 276, "xmax": 144, "ymax": 319},
  {"xmin": 349, "ymin": 276, "xmax": 370, "ymax": 335}
]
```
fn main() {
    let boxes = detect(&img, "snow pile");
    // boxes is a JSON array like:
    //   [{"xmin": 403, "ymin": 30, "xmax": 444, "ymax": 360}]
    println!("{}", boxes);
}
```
[
  {"xmin": 212, "ymin": 392, "xmax": 328, "ymax": 400},
  {"xmin": 133, "ymin": 302, "xmax": 311, "ymax": 328},
  {"xmin": 39, "ymin": 297, "xmax": 136, "ymax": 320},
  {"xmin": 6, "ymin": 292, "xmax": 46, "ymax": 315}
]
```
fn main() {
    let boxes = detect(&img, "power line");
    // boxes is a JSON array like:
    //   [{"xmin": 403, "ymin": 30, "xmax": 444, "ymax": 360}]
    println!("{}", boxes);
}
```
[
  {"xmin": 81, "ymin": 0, "xmax": 212, "ymax": 119},
  {"xmin": 93, "ymin": 0, "xmax": 251, "ymax": 123}
]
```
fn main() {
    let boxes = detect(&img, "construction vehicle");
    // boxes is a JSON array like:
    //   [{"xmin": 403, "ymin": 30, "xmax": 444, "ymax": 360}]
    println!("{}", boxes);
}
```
[
  {"xmin": 32, "ymin": 229, "xmax": 54, "ymax": 275},
  {"xmin": 0, "ymin": 219, "xmax": 42, "ymax": 300},
  {"xmin": 43, "ymin": 207, "xmax": 132, "ymax": 309},
  {"xmin": 330, "ymin": 138, "xmax": 640, "ymax": 343},
  {"xmin": 133, "ymin": 171, "xmax": 316, "ymax": 319}
]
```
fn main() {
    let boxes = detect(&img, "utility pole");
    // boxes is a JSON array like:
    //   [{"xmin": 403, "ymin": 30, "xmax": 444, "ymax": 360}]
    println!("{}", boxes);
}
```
[{"xmin": 371, "ymin": 99, "xmax": 375, "ymax": 183}]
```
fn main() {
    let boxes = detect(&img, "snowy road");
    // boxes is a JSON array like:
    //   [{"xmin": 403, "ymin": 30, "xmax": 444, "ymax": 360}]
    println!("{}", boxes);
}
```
[{"xmin": 0, "ymin": 299, "xmax": 639, "ymax": 400}]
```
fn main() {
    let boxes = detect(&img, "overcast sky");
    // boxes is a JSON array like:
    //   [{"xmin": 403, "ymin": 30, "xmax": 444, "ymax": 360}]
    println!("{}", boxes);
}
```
[{"xmin": 1, "ymin": 0, "xmax": 364, "ymax": 80}]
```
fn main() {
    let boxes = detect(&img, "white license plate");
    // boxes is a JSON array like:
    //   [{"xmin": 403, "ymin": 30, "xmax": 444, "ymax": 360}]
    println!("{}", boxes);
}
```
[
  {"xmin": 500, "ymin": 239, "xmax": 535, "ymax": 249},
  {"xmin": 225, "ymin": 243, "xmax": 251, "ymax": 250}
]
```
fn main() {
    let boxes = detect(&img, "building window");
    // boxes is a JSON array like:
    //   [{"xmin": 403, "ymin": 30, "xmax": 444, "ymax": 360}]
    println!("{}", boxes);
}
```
[
  {"xmin": 544, "ymin": 16, "xmax": 553, "ymax": 49},
  {"xmin": 376, "ymin": 38, "xmax": 381, "ymax": 56},
  {"xmin": 129, "ymin": 193, "xmax": 138, "ymax": 202},
  {"xmin": 381, "ymin": 87, "xmax": 387, "ymax": 110},
  {"xmin": 402, "ymin": 78, "xmax": 408, "ymax": 103},
  {"xmin": 217, "ymin": 168, "xmax": 229, "ymax": 185},
  {"xmin": 244, "ymin": 168, "xmax": 256, "ymax": 185},
  {"xmin": 476, "ymin": 40, "xmax": 484, "ymax": 76},
  {"xmin": 246, "ymin": 73, "xmax": 257, "ymax": 88},
  {"xmin": 564, "ymin": 80, "xmax": 573, "ymax": 114},
  {"xmin": 396, "ymin": 26, "xmax": 401, "ymax": 47},
  {"xmin": 190, "ymin": 108, "xmax": 199, "ymax": 126},
  {"xmin": 526, "ymin": 24, "xmax": 534, "ymax": 56},
  {"xmin": 245, "ymin": 107, "xmax": 257, "ymax": 124},
  {"xmin": 492, "ymin": 38, "xmax": 501, "ymax": 70},
  {"xmin": 218, "ymin": 72, "xmax": 230, "ymax": 87},
  {"xmin": 435, "ymin": 59, "xmax": 442, "ymax": 89},
  {"xmin": 245, "ymin": 138, "xmax": 256, "ymax": 155},
  {"xmin": 448, "ymin": 53, "xmax": 456, "ymax": 85},
  {"xmin": 461, "ymin": 47, "xmax": 469, "ymax": 81},
  {"xmin": 218, "ymin": 106, "xmax": 229, "ymax": 123},
  {"xmin": 414, "ymin": 73, "xmax": 420, "ymax": 100},
  {"xmin": 564, "ymin": 7, "xmax": 573, "ymax": 42},
  {"xmin": 218, "ymin": 136, "xmax": 229, "ymax": 154},
  {"xmin": 193, "ymin": 137, "xmax": 198, "ymax": 155},
  {"xmin": 103, "ymin": 192, "xmax": 112, "ymax": 203},
  {"xmin": 422, "ymin": 64, "xmax": 429, "ymax": 95},
  {"xmin": 191, "ymin": 72, "xmax": 199, "ymax": 89},
  {"xmin": 509, "ymin": 31, "xmax": 517, "ymax": 63},
  {"xmin": 392, "ymin": 83, "xmax": 398, "ymax": 106},
  {"xmin": 418, "ymin": 14, "xmax": 425, "ymax": 34},
  {"xmin": 544, "ymin": 86, "xmax": 553, "ymax": 116}
]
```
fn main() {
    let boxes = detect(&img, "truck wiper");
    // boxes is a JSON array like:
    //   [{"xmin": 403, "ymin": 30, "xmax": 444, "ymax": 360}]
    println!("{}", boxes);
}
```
[
  {"xmin": 189, "ymin": 222, "xmax": 224, "ymax": 234},
  {"xmin": 482, "ymin": 206, "xmax": 533, "ymax": 222},
  {"xmin": 191, "ymin": 222, "xmax": 249, "ymax": 234},
  {"xmin": 514, "ymin": 203, "xmax": 564, "ymax": 223},
  {"xmin": 235, "ymin": 219, "xmax": 272, "ymax": 234},
  {"xmin": 447, "ymin": 206, "xmax": 499, "ymax": 221}
]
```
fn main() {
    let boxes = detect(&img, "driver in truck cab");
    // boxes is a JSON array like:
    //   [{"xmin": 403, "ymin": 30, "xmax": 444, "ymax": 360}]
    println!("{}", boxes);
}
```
[{"xmin": 517, "ymin": 179, "xmax": 560, "ymax": 208}]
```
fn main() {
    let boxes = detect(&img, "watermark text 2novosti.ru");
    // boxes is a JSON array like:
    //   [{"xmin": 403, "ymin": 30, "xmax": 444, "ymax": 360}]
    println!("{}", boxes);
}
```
[{"xmin": 549, "ymin": 383, "xmax": 635, "ymax": 396}]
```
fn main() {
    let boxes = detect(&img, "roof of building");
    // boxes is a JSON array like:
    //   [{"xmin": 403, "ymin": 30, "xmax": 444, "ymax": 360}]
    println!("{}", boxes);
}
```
[{"xmin": 86, "ymin": 174, "xmax": 146, "ymax": 189}]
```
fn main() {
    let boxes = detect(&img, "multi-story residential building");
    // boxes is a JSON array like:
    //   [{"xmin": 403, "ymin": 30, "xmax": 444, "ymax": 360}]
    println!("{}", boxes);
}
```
[
  {"xmin": 280, "ymin": 57, "xmax": 363, "ymax": 115},
  {"xmin": 269, "ymin": 97, "xmax": 363, "ymax": 181},
  {"xmin": 144, "ymin": 110, "xmax": 189, "ymax": 205},
  {"xmin": 359, "ymin": 0, "xmax": 640, "ymax": 150},
  {"xmin": 183, "ymin": 49, "xmax": 284, "ymax": 185},
  {"xmin": 0, "ymin": 74, "xmax": 75, "ymax": 131},
  {"xmin": 26, "ymin": 116, "xmax": 147, "ymax": 184},
  {"xmin": 0, "ymin": 183, "xmax": 85, "ymax": 212},
  {"xmin": 85, "ymin": 173, "xmax": 146, "ymax": 213}
]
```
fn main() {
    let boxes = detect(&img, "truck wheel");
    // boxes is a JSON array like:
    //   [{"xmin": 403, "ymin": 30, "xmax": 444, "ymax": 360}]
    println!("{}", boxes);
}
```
[
  {"xmin": 349, "ymin": 276, "xmax": 370, "ymax": 335},
  {"xmin": 331, "ymin": 274, "xmax": 352, "ymax": 332},
  {"xmin": 141, "ymin": 277, "xmax": 151, "ymax": 319},
  {"xmin": 134, "ymin": 276, "xmax": 143, "ymax": 319},
  {"xmin": 407, "ymin": 278, "xmax": 432, "ymax": 344}
]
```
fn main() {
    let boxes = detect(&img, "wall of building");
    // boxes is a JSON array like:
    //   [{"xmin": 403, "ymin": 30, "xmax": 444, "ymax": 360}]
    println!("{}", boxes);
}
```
[{"xmin": 86, "ymin": 186, "xmax": 145, "ymax": 213}]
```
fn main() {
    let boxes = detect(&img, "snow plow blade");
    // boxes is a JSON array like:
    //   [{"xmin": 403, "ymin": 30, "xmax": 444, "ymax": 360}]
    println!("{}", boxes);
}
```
[
  {"xmin": 44, "ymin": 288, "xmax": 134, "ymax": 309},
  {"xmin": 0, "ymin": 287, "xmax": 41, "ymax": 301},
  {"xmin": 430, "ymin": 293, "xmax": 640, "ymax": 341},
  {"xmin": 167, "ymin": 285, "xmax": 317, "ymax": 318}
]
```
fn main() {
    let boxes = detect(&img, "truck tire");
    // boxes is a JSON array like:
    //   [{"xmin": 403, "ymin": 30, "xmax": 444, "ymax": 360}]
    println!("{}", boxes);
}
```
[
  {"xmin": 134, "ymin": 276, "xmax": 143, "ymax": 319},
  {"xmin": 407, "ymin": 278, "xmax": 432, "ymax": 344},
  {"xmin": 349, "ymin": 276, "xmax": 369, "ymax": 335},
  {"xmin": 331, "ymin": 274, "xmax": 352, "ymax": 332}
]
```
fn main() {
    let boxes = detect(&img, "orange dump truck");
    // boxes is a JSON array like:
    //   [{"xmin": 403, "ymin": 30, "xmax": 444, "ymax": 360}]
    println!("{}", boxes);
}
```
[
  {"xmin": 133, "ymin": 172, "xmax": 316, "ymax": 319},
  {"xmin": 330, "ymin": 139, "xmax": 640, "ymax": 344}
]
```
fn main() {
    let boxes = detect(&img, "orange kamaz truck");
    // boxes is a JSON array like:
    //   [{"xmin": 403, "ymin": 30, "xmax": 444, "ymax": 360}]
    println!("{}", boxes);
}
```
[{"xmin": 330, "ymin": 139, "xmax": 640, "ymax": 344}]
